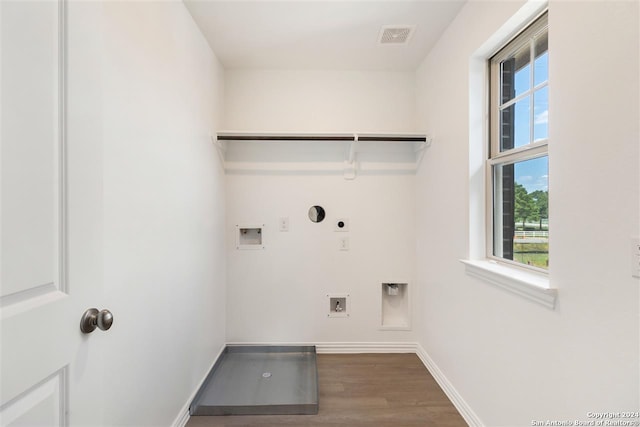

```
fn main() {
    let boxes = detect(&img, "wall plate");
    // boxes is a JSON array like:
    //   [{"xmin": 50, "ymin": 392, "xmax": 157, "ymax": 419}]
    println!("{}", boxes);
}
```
[
  {"xmin": 632, "ymin": 237, "xmax": 640, "ymax": 278},
  {"xmin": 339, "ymin": 237, "xmax": 349, "ymax": 251}
]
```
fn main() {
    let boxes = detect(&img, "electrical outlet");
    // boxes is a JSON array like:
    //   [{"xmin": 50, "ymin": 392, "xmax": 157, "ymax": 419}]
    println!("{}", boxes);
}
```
[
  {"xmin": 632, "ymin": 238, "xmax": 640, "ymax": 278},
  {"xmin": 339, "ymin": 237, "xmax": 349, "ymax": 251},
  {"xmin": 279, "ymin": 217, "xmax": 289, "ymax": 232}
]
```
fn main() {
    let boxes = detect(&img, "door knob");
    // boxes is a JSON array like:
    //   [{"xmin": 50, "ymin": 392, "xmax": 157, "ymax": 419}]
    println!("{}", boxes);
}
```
[{"xmin": 80, "ymin": 308, "xmax": 114, "ymax": 333}]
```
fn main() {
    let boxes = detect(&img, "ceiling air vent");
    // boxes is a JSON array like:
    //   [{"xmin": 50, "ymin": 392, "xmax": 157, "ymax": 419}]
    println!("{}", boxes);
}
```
[{"xmin": 378, "ymin": 25, "xmax": 415, "ymax": 45}]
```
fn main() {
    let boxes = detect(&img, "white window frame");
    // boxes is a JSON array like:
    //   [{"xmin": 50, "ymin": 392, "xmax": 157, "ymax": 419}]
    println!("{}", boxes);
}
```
[
  {"xmin": 487, "ymin": 12, "xmax": 549, "ymax": 274},
  {"xmin": 461, "ymin": 9, "xmax": 556, "ymax": 310}
]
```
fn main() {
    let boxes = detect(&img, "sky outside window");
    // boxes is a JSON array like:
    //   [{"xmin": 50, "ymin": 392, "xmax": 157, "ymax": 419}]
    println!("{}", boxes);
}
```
[
  {"xmin": 511, "ymin": 38, "xmax": 548, "ymax": 192},
  {"xmin": 514, "ymin": 156, "xmax": 548, "ymax": 193}
]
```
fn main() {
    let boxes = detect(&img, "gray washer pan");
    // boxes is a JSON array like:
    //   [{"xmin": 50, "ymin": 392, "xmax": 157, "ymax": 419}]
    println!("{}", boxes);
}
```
[{"xmin": 190, "ymin": 345, "xmax": 319, "ymax": 416}]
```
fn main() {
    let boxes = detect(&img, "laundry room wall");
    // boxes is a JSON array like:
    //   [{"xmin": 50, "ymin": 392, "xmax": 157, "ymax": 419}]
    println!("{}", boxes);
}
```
[
  {"xmin": 223, "ymin": 69, "xmax": 418, "ymax": 345},
  {"xmin": 414, "ymin": 0, "xmax": 639, "ymax": 424},
  {"xmin": 93, "ymin": 1, "xmax": 228, "ymax": 425}
]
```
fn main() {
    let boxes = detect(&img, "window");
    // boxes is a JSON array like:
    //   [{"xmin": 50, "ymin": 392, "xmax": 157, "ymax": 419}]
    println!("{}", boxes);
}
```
[{"xmin": 489, "ymin": 12, "xmax": 548, "ymax": 271}]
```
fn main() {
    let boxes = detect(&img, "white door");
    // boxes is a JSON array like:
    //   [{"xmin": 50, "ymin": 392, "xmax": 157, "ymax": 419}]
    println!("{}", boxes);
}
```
[{"xmin": 1, "ymin": 1, "xmax": 107, "ymax": 425}]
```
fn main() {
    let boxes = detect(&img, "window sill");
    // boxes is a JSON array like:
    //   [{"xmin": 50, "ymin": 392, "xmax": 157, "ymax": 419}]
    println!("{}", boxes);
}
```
[{"xmin": 460, "ymin": 259, "xmax": 557, "ymax": 309}]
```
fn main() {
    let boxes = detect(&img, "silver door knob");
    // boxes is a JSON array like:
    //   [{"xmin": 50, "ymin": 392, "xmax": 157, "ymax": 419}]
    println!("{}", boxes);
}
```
[{"xmin": 80, "ymin": 308, "xmax": 114, "ymax": 334}]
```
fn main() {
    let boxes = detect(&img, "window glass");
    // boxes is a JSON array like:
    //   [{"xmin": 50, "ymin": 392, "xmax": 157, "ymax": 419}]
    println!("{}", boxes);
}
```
[
  {"xmin": 534, "ymin": 86, "xmax": 548, "ymax": 141},
  {"xmin": 500, "ymin": 96, "xmax": 531, "ymax": 151},
  {"xmin": 493, "ymin": 156, "xmax": 549, "ymax": 269},
  {"xmin": 489, "ymin": 12, "xmax": 548, "ymax": 271},
  {"xmin": 534, "ymin": 32, "xmax": 548, "ymax": 87},
  {"xmin": 500, "ymin": 45, "xmax": 530, "ymax": 103}
]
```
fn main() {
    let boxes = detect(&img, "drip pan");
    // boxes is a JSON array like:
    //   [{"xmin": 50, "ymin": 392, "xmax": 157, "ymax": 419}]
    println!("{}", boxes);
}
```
[{"xmin": 190, "ymin": 345, "xmax": 318, "ymax": 416}]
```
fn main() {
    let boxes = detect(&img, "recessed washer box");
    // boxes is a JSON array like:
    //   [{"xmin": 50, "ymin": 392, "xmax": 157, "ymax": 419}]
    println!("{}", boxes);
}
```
[
  {"xmin": 236, "ymin": 224, "xmax": 265, "ymax": 250},
  {"xmin": 380, "ymin": 282, "xmax": 410, "ymax": 330},
  {"xmin": 327, "ymin": 294, "xmax": 349, "ymax": 317}
]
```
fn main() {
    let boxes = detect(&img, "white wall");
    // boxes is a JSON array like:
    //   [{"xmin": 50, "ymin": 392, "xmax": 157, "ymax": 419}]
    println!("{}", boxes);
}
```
[
  {"xmin": 95, "ymin": 2, "xmax": 227, "ymax": 425},
  {"xmin": 226, "ymin": 174, "xmax": 416, "ymax": 343},
  {"xmin": 224, "ymin": 69, "xmax": 416, "ymax": 133},
  {"xmin": 415, "ymin": 1, "xmax": 639, "ymax": 425},
  {"xmin": 224, "ymin": 70, "xmax": 417, "ymax": 343}
]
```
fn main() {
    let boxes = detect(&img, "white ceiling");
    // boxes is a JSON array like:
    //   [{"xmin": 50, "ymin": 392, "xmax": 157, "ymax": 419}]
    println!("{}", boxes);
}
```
[{"xmin": 183, "ymin": 1, "xmax": 466, "ymax": 71}]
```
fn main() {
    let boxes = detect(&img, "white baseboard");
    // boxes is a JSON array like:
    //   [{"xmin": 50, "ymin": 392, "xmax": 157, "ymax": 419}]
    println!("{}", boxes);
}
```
[
  {"xmin": 415, "ymin": 343, "xmax": 483, "ymax": 427},
  {"xmin": 316, "ymin": 341, "xmax": 418, "ymax": 353},
  {"xmin": 171, "ymin": 344, "xmax": 226, "ymax": 427},
  {"xmin": 225, "ymin": 341, "xmax": 418, "ymax": 354},
  {"xmin": 172, "ymin": 407, "xmax": 189, "ymax": 427}
]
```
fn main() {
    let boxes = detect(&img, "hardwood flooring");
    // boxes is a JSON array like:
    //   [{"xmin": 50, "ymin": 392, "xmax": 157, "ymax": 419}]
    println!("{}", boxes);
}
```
[{"xmin": 186, "ymin": 353, "xmax": 467, "ymax": 427}]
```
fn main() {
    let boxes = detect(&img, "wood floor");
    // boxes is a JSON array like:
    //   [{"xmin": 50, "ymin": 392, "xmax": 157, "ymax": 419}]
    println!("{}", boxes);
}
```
[{"xmin": 186, "ymin": 353, "xmax": 467, "ymax": 427}]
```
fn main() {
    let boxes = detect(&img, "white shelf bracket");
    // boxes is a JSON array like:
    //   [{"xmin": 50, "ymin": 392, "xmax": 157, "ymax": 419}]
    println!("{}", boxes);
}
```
[
  {"xmin": 348, "ymin": 134, "xmax": 358, "ymax": 164},
  {"xmin": 344, "ymin": 134, "xmax": 359, "ymax": 180},
  {"xmin": 415, "ymin": 135, "xmax": 432, "ymax": 169},
  {"xmin": 211, "ymin": 135, "xmax": 227, "ymax": 168}
]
